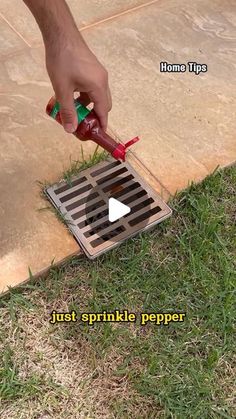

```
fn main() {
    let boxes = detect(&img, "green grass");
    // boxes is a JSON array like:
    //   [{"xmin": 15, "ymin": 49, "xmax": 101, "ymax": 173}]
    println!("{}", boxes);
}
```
[
  {"xmin": 62, "ymin": 145, "xmax": 108, "ymax": 185},
  {"xmin": 0, "ymin": 166, "xmax": 235, "ymax": 419},
  {"xmin": 0, "ymin": 345, "xmax": 64, "ymax": 402},
  {"xmin": 37, "ymin": 146, "xmax": 108, "ymax": 227}
]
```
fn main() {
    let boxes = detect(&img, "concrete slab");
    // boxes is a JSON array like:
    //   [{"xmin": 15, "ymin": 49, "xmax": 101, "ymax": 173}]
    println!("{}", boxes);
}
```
[
  {"xmin": 0, "ymin": 47, "xmax": 97, "ymax": 294},
  {"xmin": 0, "ymin": 14, "xmax": 26, "ymax": 55},
  {"xmin": 69, "ymin": 0, "xmax": 155, "ymax": 27},
  {"xmin": 81, "ymin": 0, "xmax": 236, "ymax": 193},
  {"xmin": 0, "ymin": 0, "xmax": 153, "ymax": 46}
]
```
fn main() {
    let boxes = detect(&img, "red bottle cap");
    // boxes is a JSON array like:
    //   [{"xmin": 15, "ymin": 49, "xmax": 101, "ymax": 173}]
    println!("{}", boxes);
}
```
[{"xmin": 112, "ymin": 136, "xmax": 140, "ymax": 161}]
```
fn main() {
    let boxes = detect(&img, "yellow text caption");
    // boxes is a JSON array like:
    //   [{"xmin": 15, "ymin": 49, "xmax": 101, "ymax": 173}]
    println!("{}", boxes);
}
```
[
  {"xmin": 81, "ymin": 310, "xmax": 136, "ymax": 325},
  {"xmin": 140, "ymin": 312, "xmax": 186, "ymax": 326},
  {"xmin": 50, "ymin": 310, "xmax": 77, "ymax": 324}
]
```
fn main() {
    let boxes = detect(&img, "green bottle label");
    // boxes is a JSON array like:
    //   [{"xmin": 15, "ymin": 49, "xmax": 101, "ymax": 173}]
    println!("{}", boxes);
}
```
[
  {"xmin": 50, "ymin": 100, "xmax": 91, "ymax": 123},
  {"xmin": 50, "ymin": 101, "xmax": 60, "ymax": 119},
  {"xmin": 74, "ymin": 101, "xmax": 91, "ymax": 123}
]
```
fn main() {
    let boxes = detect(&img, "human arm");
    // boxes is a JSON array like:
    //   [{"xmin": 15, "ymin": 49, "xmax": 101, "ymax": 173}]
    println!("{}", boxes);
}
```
[{"xmin": 23, "ymin": 0, "xmax": 112, "ymax": 132}]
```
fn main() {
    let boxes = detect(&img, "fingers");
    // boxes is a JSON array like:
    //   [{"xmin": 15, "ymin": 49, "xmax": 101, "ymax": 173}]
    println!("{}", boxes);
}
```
[
  {"xmin": 55, "ymin": 65, "xmax": 112, "ymax": 133},
  {"xmin": 90, "ymin": 86, "xmax": 112, "ymax": 131},
  {"xmin": 57, "ymin": 90, "xmax": 78, "ymax": 133}
]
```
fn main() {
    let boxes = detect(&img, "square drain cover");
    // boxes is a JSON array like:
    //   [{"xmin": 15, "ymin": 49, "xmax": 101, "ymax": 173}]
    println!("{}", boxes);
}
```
[{"xmin": 46, "ymin": 160, "xmax": 172, "ymax": 259}]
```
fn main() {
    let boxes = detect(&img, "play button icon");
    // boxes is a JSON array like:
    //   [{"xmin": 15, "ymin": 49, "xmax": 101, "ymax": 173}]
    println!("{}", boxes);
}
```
[
  {"xmin": 84, "ymin": 170, "xmax": 155, "ymax": 245},
  {"xmin": 108, "ymin": 198, "xmax": 131, "ymax": 222}
]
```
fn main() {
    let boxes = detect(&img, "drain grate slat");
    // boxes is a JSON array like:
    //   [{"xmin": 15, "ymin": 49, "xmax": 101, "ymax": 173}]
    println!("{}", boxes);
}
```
[
  {"xmin": 90, "ymin": 225, "xmax": 126, "ymax": 248},
  {"xmin": 123, "ymin": 191, "xmax": 150, "ymax": 209},
  {"xmin": 46, "ymin": 160, "xmax": 172, "ymax": 258},
  {"xmin": 86, "ymin": 216, "xmax": 124, "ymax": 241},
  {"xmin": 72, "ymin": 199, "xmax": 105, "ymax": 220},
  {"xmin": 102, "ymin": 174, "xmax": 134, "ymax": 193},
  {"xmin": 84, "ymin": 220, "xmax": 112, "ymax": 238},
  {"xmin": 124, "ymin": 196, "xmax": 154, "ymax": 216},
  {"xmin": 65, "ymin": 192, "xmax": 99, "ymax": 212},
  {"xmin": 129, "ymin": 205, "xmax": 162, "ymax": 227},
  {"xmin": 91, "ymin": 160, "xmax": 121, "ymax": 177},
  {"xmin": 69, "ymin": 194, "xmax": 104, "ymax": 217},
  {"xmin": 80, "ymin": 208, "xmax": 108, "ymax": 230},
  {"xmin": 96, "ymin": 166, "xmax": 128, "ymax": 185},
  {"xmin": 55, "ymin": 176, "xmax": 87, "ymax": 195},
  {"xmin": 125, "ymin": 200, "xmax": 161, "ymax": 224},
  {"xmin": 77, "ymin": 203, "xmax": 108, "ymax": 224},
  {"xmin": 112, "ymin": 181, "xmax": 141, "ymax": 200},
  {"xmin": 60, "ymin": 183, "xmax": 92, "ymax": 203},
  {"xmin": 114, "ymin": 186, "xmax": 145, "ymax": 203}
]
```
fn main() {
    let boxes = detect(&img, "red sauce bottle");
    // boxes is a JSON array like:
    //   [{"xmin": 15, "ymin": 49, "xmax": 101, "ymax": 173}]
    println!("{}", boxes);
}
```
[{"xmin": 46, "ymin": 96, "xmax": 139, "ymax": 161}]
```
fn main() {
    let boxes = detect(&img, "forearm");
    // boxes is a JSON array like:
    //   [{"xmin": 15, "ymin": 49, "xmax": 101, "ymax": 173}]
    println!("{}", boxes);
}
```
[
  {"xmin": 23, "ymin": 0, "xmax": 84, "ymax": 49},
  {"xmin": 23, "ymin": 0, "xmax": 111, "ymax": 132}
]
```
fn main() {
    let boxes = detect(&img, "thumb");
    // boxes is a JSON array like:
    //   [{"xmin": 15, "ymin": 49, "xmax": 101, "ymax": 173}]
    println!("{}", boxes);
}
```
[{"xmin": 58, "ymin": 91, "xmax": 78, "ymax": 133}]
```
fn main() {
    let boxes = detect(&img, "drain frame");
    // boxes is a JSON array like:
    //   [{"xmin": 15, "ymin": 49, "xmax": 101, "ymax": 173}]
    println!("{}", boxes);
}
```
[{"xmin": 45, "ymin": 159, "xmax": 172, "ymax": 259}]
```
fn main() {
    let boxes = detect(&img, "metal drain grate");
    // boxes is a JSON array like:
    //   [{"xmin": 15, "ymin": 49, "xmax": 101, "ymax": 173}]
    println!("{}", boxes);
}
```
[{"xmin": 46, "ymin": 160, "xmax": 172, "ymax": 258}]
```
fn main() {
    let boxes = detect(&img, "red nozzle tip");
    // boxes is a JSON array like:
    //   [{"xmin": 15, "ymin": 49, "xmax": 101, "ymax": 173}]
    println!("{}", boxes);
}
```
[
  {"xmin": 124, "ymin": 136, "xmax": 140, "ymax": 149},
  {"xmin": 112, "ymin": 136, "xmax": 140, "ymax": 161}
]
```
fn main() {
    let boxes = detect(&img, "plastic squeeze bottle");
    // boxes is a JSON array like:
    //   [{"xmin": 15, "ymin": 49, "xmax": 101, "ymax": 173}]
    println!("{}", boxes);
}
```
[{"xmin": 46, "ymin": 96, "xmax": 139, "ymax": 161}]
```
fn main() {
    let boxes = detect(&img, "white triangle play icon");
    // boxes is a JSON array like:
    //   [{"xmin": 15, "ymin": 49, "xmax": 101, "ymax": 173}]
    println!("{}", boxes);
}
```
[{"xmin": 108, "ymin": 198, "xmax": 131, "ymax": 222}]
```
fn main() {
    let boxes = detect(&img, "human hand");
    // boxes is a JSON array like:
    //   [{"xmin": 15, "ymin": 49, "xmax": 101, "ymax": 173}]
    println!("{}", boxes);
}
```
[{"xmin": 45, "ymin": 31, "xmax": 112, "ymax": 133}]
